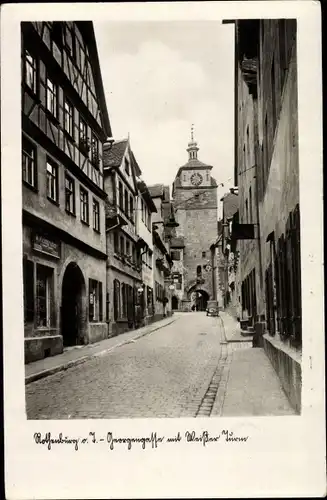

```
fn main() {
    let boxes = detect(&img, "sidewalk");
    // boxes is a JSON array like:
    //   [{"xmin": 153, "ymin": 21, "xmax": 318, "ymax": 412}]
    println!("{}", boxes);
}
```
[
  {"xmin": 219, "ymin": 311, "xmax": 253, "ymax": 343},
  {"xmin": 25, "ymin": 315, "xmax": 177, "ymax": 385},
  {"xmin": 212, "ymin": 312, "xmax": 296, "ymax": 416},
  {"xmin": 221, "ymin": 345, "xmax": 295, "ymax": 415}
]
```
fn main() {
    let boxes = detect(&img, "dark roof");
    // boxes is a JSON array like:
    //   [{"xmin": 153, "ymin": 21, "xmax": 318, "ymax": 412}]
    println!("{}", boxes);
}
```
[
  {"xmin": 148, "ymin": 184, "xmax": 164, "ymax": 198},
  {"xmin": 175, "ymin": 158, "xmax": 213, "ymax": 179},
  {"xmin": 137, "ymin": 181, "xmax": 157, "ymax": 213},
  {"xmin": 170, "ymin": 237, "xmax": 185, "ymax": 248},
  {"xmin": 103, "ymin": 139, "xmax": 128, "ymax": 168},
  {"xmin": 222, "ymin": 192, "xmax": 239, "ymax": 220}
]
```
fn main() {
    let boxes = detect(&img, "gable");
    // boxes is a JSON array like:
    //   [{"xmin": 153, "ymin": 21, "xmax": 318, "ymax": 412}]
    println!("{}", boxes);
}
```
[{"xmin": 32, "ymin": 21, "xmax": 111, "ymax": 139}]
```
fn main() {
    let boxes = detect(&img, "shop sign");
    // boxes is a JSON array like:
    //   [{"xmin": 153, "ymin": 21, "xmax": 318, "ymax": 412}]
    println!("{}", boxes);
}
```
[{"xmin": 33, "ymin": 233, "xmax": 60, "ymax": 259}]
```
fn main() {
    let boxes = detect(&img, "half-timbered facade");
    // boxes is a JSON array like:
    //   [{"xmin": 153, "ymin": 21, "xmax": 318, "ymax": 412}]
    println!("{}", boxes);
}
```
[{"xmin": 22, "ymin": 21, "xmax": 112, "ymax": 363}]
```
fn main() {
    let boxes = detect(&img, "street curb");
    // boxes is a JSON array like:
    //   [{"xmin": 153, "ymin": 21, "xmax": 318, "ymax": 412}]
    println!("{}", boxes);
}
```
[
  {"xmin": 25, "ymin": 317, "xmax": 177, "ymax": 385},
  {"xmin": 226, "ymin": 338, "xmax": 254, "ymax": 344}
]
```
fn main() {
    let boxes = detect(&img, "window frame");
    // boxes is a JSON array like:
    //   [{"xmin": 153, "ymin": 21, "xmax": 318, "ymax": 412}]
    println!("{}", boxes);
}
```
[
  {"xmin": 24, "ymin": 49, "xmax": 37, "ymax": 95},
  {"xmin": 22, "ymin": 135, "xmax": 37, "ymax": 189},
  {"xmin": 46, "ymin": 158, "xmax": 59, "ymax": 203},
  {"xmin": 80, "ymin": 187, "xmax": 89, "ymax": 225},
  {"xmin": 91, "ymin": 131, "xmax": 100, "ymax": 168},
  {"xmin": 35, "ymin": 264, "xmax": 54, "ymax": 329},
  {"xmin": 89, "ymin": 279, "xmax": 103, "ymax": 322},
  {"xmin": 92, "ymin": 197, "xmax": 100, "ymax": 232},
  {"xmin": 46, "ymin": 75, "xmax": 58, "ymax": 118},
  {"xmin": 64, "ymin": 97, "xmax": 74, "ymax": 138},
  {"xmin": 65, "ymin": 174, "xmax": 75, "ymax": 215}
]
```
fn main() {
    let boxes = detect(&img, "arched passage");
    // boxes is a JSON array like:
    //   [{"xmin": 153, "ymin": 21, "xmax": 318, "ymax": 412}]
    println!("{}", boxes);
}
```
[
  {"xmin": 171, "ymin": 295, "xmax": 179, "ymax": 310},
  {"xmin": 61, "ymin": 262, "xmax": 86, "ymax": 347},
  {"xmin": 188, "ymin": 288, "xmax": 209, "ymax": 311}
]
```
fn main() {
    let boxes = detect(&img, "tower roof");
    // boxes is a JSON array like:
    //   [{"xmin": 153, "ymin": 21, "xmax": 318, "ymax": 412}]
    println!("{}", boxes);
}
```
[{"xmin": 175, "ymin": 126, "xmax": 213, "ymax": 179}]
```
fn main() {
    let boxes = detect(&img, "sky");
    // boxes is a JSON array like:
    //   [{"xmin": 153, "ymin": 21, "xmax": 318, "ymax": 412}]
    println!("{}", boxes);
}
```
[{"xmin": 94, "ymin": 21, "xmax": 235, "ymax": 210}]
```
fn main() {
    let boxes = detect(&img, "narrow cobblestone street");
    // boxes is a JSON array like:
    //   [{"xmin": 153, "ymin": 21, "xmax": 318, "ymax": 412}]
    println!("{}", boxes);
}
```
[{"xmin": 26, "ymin": 313, "xmax": 224, "ymax": 419}]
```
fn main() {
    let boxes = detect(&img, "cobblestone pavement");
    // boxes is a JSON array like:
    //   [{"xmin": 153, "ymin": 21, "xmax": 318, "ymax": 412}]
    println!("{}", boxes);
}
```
[{"xmin": 26, "ymin": 312, "xmax": 223, "ymax": 419}]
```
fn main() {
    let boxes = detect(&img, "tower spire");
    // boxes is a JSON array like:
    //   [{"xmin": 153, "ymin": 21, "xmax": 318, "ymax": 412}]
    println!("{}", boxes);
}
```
[{"xmin": 187, "ymin": 124, "xmax": 199, "ymax": 161}]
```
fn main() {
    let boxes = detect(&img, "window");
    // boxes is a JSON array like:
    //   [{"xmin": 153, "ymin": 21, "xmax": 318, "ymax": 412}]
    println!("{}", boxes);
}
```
[
  {"xmin": 132, "ymin": 244, "xmax": 136, "ymax": 264},
  {"xmin": 119, "ymin": 182, "xmax": 123, "ymax": 210},
  {"xmin": 113, "ymin": 279, "xmax": 121, "ymax": 320},
  {"xmin": 93, "ymin": 198, "xmax": 100, "ymax": 232},
  {"xmin": 197, "ymin": 265, "xmax": 202, "ymax": 275},
  {"xmin": 147, "ymin": 286, "xmax": 154, "ymax": 316},
  {"xmin": 46, "ymin": 159, "xmax": 58, "ymax": 202},
  {"xmin": 130, "ymin": 196, "xmax": 134, "ymax": 222},
  {"xmin": 125, "ymin": 157, "xmax": 130, "ymax": 175},
  {"xmin": 65, "ymin": 174, "xmax": 75, "ymax": 214},
  {"xmin": 120, "ymin": 236, "xmax": 124, "ymax": 256},
  {"xmin": 46, "ymin": 76, "xmax": 58, "ymax": 117},
  {"xmin": 22, "ymin": 136, "xmax": 37, "ymax": 188},
  {"xmin": 36, "ymin": 265, "xmax": 54, "ymax": 328},
  {"xmin": 141, "ymin": 199, "xmax": 144, "ymax": 222},
  {"xmin": 121, "ymin": 284, "xmax": 127, "ymax": 318},
  {"xmin": 124, "ymin": 190, "xmax": 129, "ymax": 216},
  {"xmin": 202, "ymin": 251, "xmax": 206, "ymax": 258},
  {"xmin": 114, "ymin": 231, "xmax": 119, "ymax": 253},
  {"xmin": 25, "ymin": 50, "xmax": 37, "ymax": 94},
  {"xmin": 23, "ymin": 259, "xmax": 34, "ymax": 322},
  {"xmin": 126, "ymin": 241, "xmax": 130, "ymax": 257},
  {"xmin": 148, "ymin": 249, "xmax": 153, "ymax": 269},
  {"xmin": 80, "ymin": 187, "xmax": 89, "ymax": 224},
  {"xmin": 64, "ymin": 98, "xmax": 74, "ymax": 137},
  {"xmin": 89, "ymin": 279, "xmax": 103, "ymax": 322},
  {"xmin": 91, "ymin": 132, "xmax": 99, "ymax": 167},
  {"xmin": 147, "ymin": 209, "xmax": 151, "ymax": 230},
  {"xmin": 245, "ymin": 199, "xmax": 249, "ymax": 223}
]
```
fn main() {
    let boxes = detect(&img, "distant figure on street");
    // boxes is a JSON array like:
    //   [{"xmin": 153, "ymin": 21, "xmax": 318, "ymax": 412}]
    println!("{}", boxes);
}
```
[{"xmin": 191, "ymin": 304, "xmax": 195, "ymax": 311}]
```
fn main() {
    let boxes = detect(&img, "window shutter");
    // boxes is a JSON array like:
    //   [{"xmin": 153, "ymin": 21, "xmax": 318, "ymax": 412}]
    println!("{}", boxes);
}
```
[{"xmin": 99, "ymin": 281, "xmax": 103, "ymax": 321}]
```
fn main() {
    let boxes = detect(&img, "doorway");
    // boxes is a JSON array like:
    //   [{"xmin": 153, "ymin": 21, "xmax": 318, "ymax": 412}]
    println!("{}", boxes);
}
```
[
  {"xmin": 61, "ymin": 262, "xmax": 86, "ymax": 347},
  {"xmin": 172, "ymin": 296, "xmax": 179, "ymax": 310}
]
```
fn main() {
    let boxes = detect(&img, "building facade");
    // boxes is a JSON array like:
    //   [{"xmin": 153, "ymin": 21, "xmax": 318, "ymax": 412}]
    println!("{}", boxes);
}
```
[
  {"xmin": 219, "ymin": 191, "xmax": 240, "ymax": 318},
  {"xmin": 22, "ymin": 21, "xmax": 112, "ymax": 363},
  {"xmin": 103, "ymin": 138, "xmax": 145, "ymax": 336},
  {"xmin": 230, "ymin": 19, "xmax": 301, "ymax": 411},
  {"xmin": 136, "ymin": 180, "xmax": 157, "ymax": 324},
  {"xmin": 149, "ymin": 185, "xmax": 174, "ymax": 321},
  {"xmin": 169, "ymin": 237, "xmax": 185, "ymax": 311},
  {"xmin": 172, "ymin": 133, "xmax": 218, "ymax": 311}
]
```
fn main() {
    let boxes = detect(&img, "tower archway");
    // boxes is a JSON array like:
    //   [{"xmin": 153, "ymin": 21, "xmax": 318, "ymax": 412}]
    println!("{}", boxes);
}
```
[{"xmin": 188, "ymin": 287, "xmax": 209, "ymax": 311}]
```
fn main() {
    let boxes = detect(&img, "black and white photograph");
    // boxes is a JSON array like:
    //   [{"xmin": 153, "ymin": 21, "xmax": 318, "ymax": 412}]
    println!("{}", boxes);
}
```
[
  {"xmin": 22, "ymin": 17, "xmax": 302, "ymax": 419},
  {"xmin": 2, "ymin": 1, "xmax": 325, "ymax": 498}
]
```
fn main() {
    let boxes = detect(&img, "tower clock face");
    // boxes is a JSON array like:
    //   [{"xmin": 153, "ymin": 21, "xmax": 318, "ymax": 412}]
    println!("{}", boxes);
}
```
[{"xmin": 190, "ymin": 173, "xmax": 203, "ymax": 186}]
